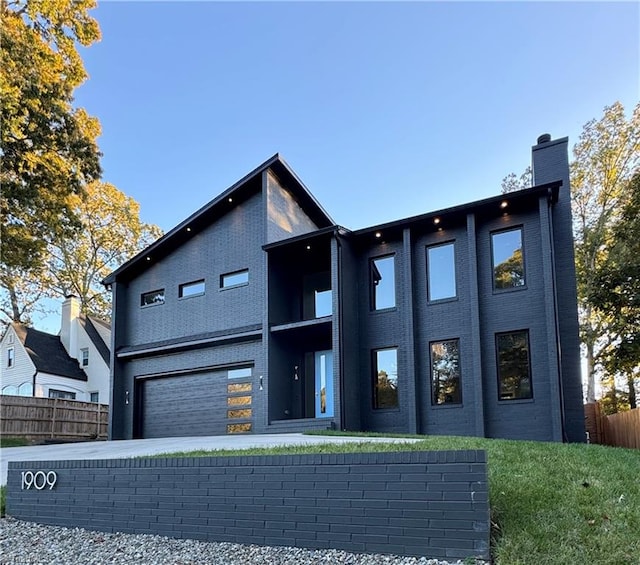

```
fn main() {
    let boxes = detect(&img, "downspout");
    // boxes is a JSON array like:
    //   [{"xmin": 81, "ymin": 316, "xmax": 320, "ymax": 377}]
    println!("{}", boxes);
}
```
[
  {"xmin": 336, "ymin": 235, "xmax": 346, "ymax": 430},
  {"xmin": 547, "ymin": 188, "xmax": 568, "ymax": 441},
  {"xmin": 32, "ymin": 370, "xmax": 37, "ymax": 397}
]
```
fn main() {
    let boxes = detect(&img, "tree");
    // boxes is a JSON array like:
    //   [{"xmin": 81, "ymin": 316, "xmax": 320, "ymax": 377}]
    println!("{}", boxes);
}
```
[
  {"xmin": 0, "ymin": 264, "xmax": 52, "ymax": 326},
  {"xmin": 501, "ymin": 166, "xmax": 532, "ymax": 193},
  {"xmin": 1, "ymin": 0, "xmax": 102, "ymax": 272},
  {"xmin": 47, "ymin": 182, "xmax": 163, "ymax": 319}
]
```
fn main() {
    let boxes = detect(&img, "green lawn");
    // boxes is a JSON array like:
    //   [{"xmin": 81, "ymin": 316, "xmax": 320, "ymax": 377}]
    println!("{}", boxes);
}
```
[
  {"xmin": 153, "ymin": 433, "xmax": 640, "ymax": 565},
  {"xmin": 0, "ymin": 437, "xmax": 30, "ymax": 448}
]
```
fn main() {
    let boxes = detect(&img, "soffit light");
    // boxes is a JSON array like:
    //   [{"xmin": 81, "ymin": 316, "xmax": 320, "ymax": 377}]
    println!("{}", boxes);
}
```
[
  {"xmin": 433, "ymin": 217, "xmax": 441, "ymax": 225},
  {"xmin": 375, "ymin": 232, "xmax": 382, "ymax": 238},
  {"xmin": 500, "ymin": 201, "xmax": 508, "ymax": 209}
]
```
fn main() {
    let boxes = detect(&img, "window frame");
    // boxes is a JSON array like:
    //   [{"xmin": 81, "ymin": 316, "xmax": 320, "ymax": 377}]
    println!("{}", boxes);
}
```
[
  {"xmin": 179, "ymin": 279, "xmax": 205, "ymax": 299},
  {"xmin": 496, "ymin": 330, "xmax": 533, "ymax": 401},
  {"xmin": 81, "ymin": 348, "xmax": 89, "ymax": 367},
  {"xmin": 372, "ymin": 347, "xmax": 399, "ymax": 410},
  {"xmin": 90, "ymin": 391, "xmax": 99, "ymax": 403},
  {"xmin": 220, "ymin": 269, "xmax": 249, "ymax": 290},
  {"xmin": 491, "ymin": 226, "xmax": 526, "ymax": 292},
  {"xmin": 430, "ymin": 338, "xmax": 462, "ymax": 406},
  {"xmin": 140, "ymin": 289, "xmax": 165, "ymax": 307},
  {"xmin": 7, "ymin": 347, "xmax": 14, "ymax": 368},
  {"xmin": 426, "ymin": 241, "xmax": 457, "ymax": 302},
  {"xmin": 370, "ymin": 254, "xmax": 396, "ymax": 311},
  {"xmin": 48, "ymin": 389, "xmax": 76, "ymax": 400}
]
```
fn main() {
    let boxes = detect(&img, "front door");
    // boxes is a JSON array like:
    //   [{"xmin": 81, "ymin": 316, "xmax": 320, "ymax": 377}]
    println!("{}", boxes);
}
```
[{"xmin": 314, "ymin": 350, "xmax": 333, "ymax": 418}]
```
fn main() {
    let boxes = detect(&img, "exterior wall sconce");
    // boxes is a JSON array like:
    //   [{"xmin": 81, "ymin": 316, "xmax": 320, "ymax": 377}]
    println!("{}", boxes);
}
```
[
  {"xmin": 125, "ymin": 390, "xmax": 129, "ymax": 405},
  {"xmin": 294, "ymin": 366, "xmax": 299, "ymax": 381},
  {"xmin": 259, "ymin": 376, "xmax": 263, "ymax": 391}
]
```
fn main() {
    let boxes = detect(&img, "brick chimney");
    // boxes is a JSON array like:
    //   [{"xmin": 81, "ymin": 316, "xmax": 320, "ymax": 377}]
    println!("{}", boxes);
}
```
[{"xmin": 60, "ymin": 295, "xmax": 81, "ymax": 359}]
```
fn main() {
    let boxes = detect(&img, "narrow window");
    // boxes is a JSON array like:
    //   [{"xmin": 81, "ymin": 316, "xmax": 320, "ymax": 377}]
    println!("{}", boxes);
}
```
[
  {"xmin": 427, "ymin": 242, "xmax": 456, "ymax": 301},
  {"xmin": 179, "ymin": 279, "xmax": 205, "ymax": 298},
  {"xmin": 7, "ymin": 347, "xmax": 14, "ymax": 368},
  {"xmin": 431, "ymin": 339, "xmax": 461, "ymax": 405},
  {"xmin": 221, "ymin": 269, "xmax": 249, "ymax": 289},
  {"xmin": 492, "ymin": 228, "xmax": 525, "ymax": 290},
  {"xmin": 228, "ymin": 367, "xmax": 252, "ymax": 379},
  {"xmin": 81, "ymin": 348, "xmax": 89, "ymax": 367},
  {"xmin": 141, "ymin": 289, "xmax": 165, "ymax": 307},
  {"xmin": 496, "ymin": 331, "xmax": 532, "ymax": 400},
  {"xmin": 371, "ymin": 256, "xmax": 395, "ymax": 310},
  {"xmin": 48, "ymin": 389, "xmax": 76, "ymax": 400},
  {"xmin": 373, "ymin": 347, "xmax": 398, "ymax": 409},
  {"xmin": 90, "ymin": 392, "xmax": 99, "ymax": 403}
]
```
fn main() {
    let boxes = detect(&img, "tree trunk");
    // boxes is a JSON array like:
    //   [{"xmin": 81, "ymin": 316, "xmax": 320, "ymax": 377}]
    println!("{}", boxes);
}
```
[
  {"xmin": 628, "ymin": 374, "xmax": 637, "ymax": 410},
  {"xmin": 8, "ymin": 281, "xmax": 22, "ymax": 323},
  {"xmin": 585, "ymin": 341, "xmax": 596, "ymax": 403}
]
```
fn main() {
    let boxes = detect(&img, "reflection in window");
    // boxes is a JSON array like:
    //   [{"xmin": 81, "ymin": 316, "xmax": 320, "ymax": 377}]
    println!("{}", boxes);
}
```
[
  {"xmin": 492, "ymin": 228, "xmax": 525, "ymax": 289},
  {"xmin": 431, "ymin": 340, "xmax": 461, "ymax": 405},
  {"xmin": 221, "ymin": 269, "xmax": 249, "ymax": 289},
  {"xmin": 373, "ymin": 348, "xmax": 398, "ymax": 409},
  {"xmin": 228, "ymin": 367, "xmax": 252, "ymax": 379},
  {"xmin": 141, "ymin": 289, "xmax": 165, "ymax": 307},
  {"xmin": 497, "ymin": 331, "xmax": 532, "ymax": 400},
  {"xmin": 179, "ymin": 280, "xmax": 205, "ymax": 298},
  {"xmin": 315, "ymin": 289, "xmax": 332, "ymax": 317},
  {"xmin": 427, "ymin": 243, "xmax": 456, "ymax": 301},
  {"xmin": 371, "ymin": 256, "xmax": 395, "ymax": 310}
]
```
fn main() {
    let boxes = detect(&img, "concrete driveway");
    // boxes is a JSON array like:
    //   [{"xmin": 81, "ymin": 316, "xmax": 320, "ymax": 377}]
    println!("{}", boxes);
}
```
[{"xmin": 0, "ymin": 433, "xmax": 419, "ymax": 486}]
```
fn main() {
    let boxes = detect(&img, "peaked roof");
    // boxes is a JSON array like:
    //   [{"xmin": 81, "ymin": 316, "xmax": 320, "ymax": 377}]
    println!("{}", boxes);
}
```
[
  {"xmin": 103, "ymin": 154, "xmax": 335, "ymax": 285},
  {"xmin": 80, "ymin": 316, "xmax": 111, "ymax": 365},
  {"xmin": 12, "ymin": 323, "xmax": 87, "ymax": 382}
]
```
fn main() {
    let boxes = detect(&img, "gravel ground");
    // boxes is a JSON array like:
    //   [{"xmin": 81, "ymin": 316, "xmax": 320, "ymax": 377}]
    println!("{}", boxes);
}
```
[{"xmin": 0, "ymin": 518, "xmax": 486, "ymax": 565}]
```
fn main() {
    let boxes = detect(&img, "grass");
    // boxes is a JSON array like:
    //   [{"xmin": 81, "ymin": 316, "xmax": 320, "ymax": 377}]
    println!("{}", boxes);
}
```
[
  {"xmin": 151, "ymin": 433, "xmax": 640, "ymax": 565},
  {"xmin": 0, "ymin": 486, "xmax": 5, "ymax": 518},
  {"xmin": 0, "ymin": 437, "xmax": 30, "ymax": 448}
]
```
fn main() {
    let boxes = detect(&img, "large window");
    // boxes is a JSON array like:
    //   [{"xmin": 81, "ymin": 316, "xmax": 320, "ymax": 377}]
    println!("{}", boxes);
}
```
[
  {"xmin": 431, "ymin": 339, "xmax": 461, "ymax": 405},
  {"xmin": 373, "ymin": 348, "xmax": 398, "ymax": 409},
  {"xmin": 141, "ymin": 289, "xmax": 165, "ymax": 307},
  {"xmin": 179, "ymin": 279, "xmax": 205, "ymax": 298},
  {"xmin": 221, "ymin": 269, "xmax": 249, "ymax": 289},
  {"xmin": 427, "ymin": 242, "xmax": 456, "ymax": 301},
  {"xmin": 370, "ymin": 256, "xmax": 396, "ymax": 310},
  {"xmin": 492, "ymin": 228, "xmax": 525, "ymax": 290},
  {"xmin": 496, "ymin": 331, "xmax": 532, "ymax": 400}
]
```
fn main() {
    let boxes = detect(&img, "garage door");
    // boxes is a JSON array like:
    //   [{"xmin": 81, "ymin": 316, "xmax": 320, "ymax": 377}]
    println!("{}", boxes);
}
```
[{"xmin": 140, "ymin": 371, "xmax": 227, "ymax": 438}]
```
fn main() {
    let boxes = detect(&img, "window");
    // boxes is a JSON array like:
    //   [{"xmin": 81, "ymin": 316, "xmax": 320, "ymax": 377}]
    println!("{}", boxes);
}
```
[
  {"xmin": 221, "ymin": 269, "xmax": 249, "ymax": 289},
  {"xmin": 141, "ymin": 289, "xmax": 165, "ymax": 307},
  {"xmin": 2, "ymin": 385, "xmax": 17, "ymax": 395},
  {"xmin": 492, "ymin": 228, "xmax": 525, "ymax": 290},
  {"xmin": 228, "ymin": 367, "xmax": 252, "ymax": 379},
  {"xmin": 314, "ymin": 289, "xmax": 332, "ymax": 317},
  {"xmin": 373, "ymin": 348, "xmax": 398, "ymax": 409},
  {"xmin": 90, "ymin": 392, "xmax": 99, "ymax": 403},
  {"xmin": 7, "ymin": 347, "xmax": 14, "ymax": 368},
  {"xmin": 81, "ymin": 348, "xmax": 89, "ymax": 367},
  {"xmin": 371, "ymin": 256, "xmax": 395, "ymax": 310},
  {"xmin": 179, "ymin": 279, "xmax": 205, "ymax": 298},
  {"xmin": 49, "ymin": 389, "xmax": 76, "ymax": 400},
  {"xmin": 496, "ymin": 331, "xmax": 532, "ymax": 400},
  {"xmin": 427, "ymin": 242, "xmax": 456, "ymax": 301},
  {"xmin": 17, "ymin": 382, "xmax": 33, "ymax": 396},
  {"xmin": 431, "ymin": 339, "xmax": 461, "ymax": 405}
]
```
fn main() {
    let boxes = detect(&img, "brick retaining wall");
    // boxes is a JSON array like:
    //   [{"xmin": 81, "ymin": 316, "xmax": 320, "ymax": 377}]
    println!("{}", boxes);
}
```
[{"xmin": 7, "ymin": 450, "xmax": 489, "ymax": 560}]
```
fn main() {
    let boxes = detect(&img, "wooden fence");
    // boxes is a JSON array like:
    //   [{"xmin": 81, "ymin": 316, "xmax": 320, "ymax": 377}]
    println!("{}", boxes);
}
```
[
  {"xmin": 584, "ymin": 403, "xmax": 640, "ymax": 449},
  {"xmin": 0, "ymin": 396, "xmax": 108, "ymax": 441}
]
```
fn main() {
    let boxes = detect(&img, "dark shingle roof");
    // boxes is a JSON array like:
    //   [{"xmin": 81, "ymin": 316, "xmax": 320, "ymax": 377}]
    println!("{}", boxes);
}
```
[
  {"xmin": 80, "ymin": 316, "xmax": 110, "ymax": 365},
  {"xmin": 13, "ymin": 324, "xmax": 87, "ymax": 381}
]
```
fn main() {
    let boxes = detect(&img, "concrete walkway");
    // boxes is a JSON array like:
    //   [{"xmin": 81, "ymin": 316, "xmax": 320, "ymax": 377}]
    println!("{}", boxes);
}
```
[{"xmin": 0, "ymin": 433, "xmax": 419, "ymax": 486}]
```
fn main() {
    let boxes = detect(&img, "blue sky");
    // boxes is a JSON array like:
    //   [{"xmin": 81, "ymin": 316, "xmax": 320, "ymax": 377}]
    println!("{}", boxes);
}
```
[{"xmin": 36, "ymin": 0, "xmax": 639, "ymax": 331}]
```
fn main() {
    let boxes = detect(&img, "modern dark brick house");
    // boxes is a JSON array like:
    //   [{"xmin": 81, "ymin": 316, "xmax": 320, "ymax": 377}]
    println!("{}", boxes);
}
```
[{"xmin": 104, "ymin": 135, "xmax": 584, "ymax": 442}]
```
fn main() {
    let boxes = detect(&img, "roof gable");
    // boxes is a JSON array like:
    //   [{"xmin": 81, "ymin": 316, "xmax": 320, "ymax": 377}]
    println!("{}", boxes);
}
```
[
  {"xmin": 103, "ymin": 154, "xmax": 334, "ymax": 285},
  {"xmin": 13, "ymin": 324, "xmax": 87, "ymax": 382},
  {"xmin": 81, "ymin": 316, "xmax": 111, "ymax": 365}
]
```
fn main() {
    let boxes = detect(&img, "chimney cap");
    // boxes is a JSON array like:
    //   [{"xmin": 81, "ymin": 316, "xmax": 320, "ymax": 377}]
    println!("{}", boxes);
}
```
[{"xmin": 537, "ymin": 133, "xmax": 552, "ymax": 144}]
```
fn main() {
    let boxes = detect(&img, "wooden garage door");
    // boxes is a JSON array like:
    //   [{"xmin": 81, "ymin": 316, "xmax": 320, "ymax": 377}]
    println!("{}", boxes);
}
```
[{"xmin": 141, "ymin": 371, "xmax": 227, "ymax": 439}]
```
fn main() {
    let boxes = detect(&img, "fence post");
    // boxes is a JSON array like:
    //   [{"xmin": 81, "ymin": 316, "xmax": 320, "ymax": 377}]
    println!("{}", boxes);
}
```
[{"xmin": 51, "ymin": 398, "xmax": 58, "ymax": 439}]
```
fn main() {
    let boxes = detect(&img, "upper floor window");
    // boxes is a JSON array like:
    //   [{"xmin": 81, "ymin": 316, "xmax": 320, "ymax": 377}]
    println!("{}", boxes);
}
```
[
  {"xmin": 496, "ymin": 330, "xmax": 532, "ymax": 400},
  {"xmin": 228, "ymin": 367, "xmax": 252, "ymax": 379},
  {"xmin": 431, "ymin": 339, "xmax": 461, "ymax": 405},
  {"xmin": 370, "ymin": 255, "xmax": 395, "ymax": 310},
  {"xmin": 314, "ymin": 289, "xmax": 332, "ymax": 317},
  {"xmin": 141, "ymin": 289, "xmax": 165, "ymax": 307},
  {"xmin": 7, "ymin": 347, "xmax": 14, "ymax": 368},
  {"xmin": 427, "ymin": 242, "xmax": 456, "ymax": 301},
  {"xmin": 492, "ymin": 228, "xmax": 525, "ymax": 290},
  {"xmin": 221, "ymin": 269, "xmax": 249, "ymax": 289},
  {"xmin": 81, "ymin": 348, "xmax": 89, "ymax": 367},
  {"xmin": 373, "ymin": 347, "xmax": 398, "ymax": 409},
  {"xmin": 179, "ymin": 279, "xmax": 205, "ymax": 298}
]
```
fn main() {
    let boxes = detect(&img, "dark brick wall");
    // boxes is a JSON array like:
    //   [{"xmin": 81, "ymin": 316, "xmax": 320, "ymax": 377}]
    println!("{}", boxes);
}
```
[{"xmin": 7, "ymin": 451, "xmax": 489, "ymax": 561}]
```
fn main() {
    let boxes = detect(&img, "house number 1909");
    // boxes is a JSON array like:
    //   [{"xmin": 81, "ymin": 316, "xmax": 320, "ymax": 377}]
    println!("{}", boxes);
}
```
[{"xmin": 21, "ymin": 471, "xmax": 57, "ymax": 490}]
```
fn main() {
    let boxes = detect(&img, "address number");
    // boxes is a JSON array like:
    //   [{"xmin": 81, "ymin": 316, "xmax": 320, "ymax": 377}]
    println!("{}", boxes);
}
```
[{"xmin": 21, "ymin": 471, "xmax": 57, "ymax": 490}]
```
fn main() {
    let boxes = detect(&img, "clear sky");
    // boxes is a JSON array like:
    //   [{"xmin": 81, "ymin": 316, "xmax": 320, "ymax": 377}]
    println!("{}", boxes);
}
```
[{"xmin": 37, "ymin": 0, "xmax": 640, "ymax": 331}]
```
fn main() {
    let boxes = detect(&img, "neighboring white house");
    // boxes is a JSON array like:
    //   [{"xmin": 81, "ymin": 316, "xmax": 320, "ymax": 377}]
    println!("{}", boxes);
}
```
[{"xmin": 0, "ymin": 296, "xmax": 111, "ymax": 403}]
